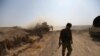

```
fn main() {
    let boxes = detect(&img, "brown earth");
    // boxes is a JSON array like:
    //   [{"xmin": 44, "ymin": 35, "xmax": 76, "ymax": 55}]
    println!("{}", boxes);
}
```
[{"xmin": 1, "ymin": 29, "xmax": 100, "ymax": 56}]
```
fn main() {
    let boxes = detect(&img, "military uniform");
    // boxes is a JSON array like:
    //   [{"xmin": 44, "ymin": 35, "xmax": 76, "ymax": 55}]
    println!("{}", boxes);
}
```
[{"xmin": 59, "ymin": 28, "xmax": 72, "ymax": 56}]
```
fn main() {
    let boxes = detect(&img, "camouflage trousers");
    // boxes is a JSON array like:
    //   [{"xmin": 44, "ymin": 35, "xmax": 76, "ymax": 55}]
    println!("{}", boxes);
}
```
[{"xmin": 62, "ymin": 43, "xmax": 72, "ymax": 56}]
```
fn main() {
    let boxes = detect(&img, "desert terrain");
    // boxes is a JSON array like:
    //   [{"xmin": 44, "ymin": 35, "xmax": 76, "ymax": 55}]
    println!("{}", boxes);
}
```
[{"xmin": 0, "ymin": 27, "xmax": 100, "ymax": 56}]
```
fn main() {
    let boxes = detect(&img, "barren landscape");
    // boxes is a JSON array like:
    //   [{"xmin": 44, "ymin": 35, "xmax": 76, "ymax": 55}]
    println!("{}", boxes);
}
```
[
  {"xmin": 0, "ymin": 27, "xmax": 100, "ymax": 56},
  {"xmin": 1, "ymin": 0, "xmax": 100, "ymax": 56}
]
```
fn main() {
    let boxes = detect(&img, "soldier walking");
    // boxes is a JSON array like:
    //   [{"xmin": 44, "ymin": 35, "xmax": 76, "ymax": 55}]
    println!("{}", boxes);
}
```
[{"xmin": 59, "ymin": 23, "xmax": 73, "ymax": 56}]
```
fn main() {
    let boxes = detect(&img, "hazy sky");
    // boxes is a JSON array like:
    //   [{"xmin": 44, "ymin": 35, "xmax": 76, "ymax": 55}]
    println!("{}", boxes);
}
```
[{"xmin": 0, "ymin": 0, "xmax": 100, "ymax": 27}]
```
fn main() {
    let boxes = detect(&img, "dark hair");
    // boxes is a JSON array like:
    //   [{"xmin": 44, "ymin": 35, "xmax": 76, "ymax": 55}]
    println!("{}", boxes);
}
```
[{"xmin": 66, "ymin": 23, "xmax": 72, "ymax": 28}]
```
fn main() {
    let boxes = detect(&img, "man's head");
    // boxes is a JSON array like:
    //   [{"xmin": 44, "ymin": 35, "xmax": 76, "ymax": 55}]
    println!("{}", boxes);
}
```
[{"xmin": 66, "ymin": 23, "xmax": 72, "ymax": 29}]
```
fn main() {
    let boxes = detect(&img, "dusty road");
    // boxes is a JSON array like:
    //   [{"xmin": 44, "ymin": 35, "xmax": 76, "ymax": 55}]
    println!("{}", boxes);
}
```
[
  {"xmin": 39, "ymin": 31, "xmax": 100, "ymax": 56},
  {"xmin": 15, "ymin": 30, "xmax": 100, "ymax": 56}
]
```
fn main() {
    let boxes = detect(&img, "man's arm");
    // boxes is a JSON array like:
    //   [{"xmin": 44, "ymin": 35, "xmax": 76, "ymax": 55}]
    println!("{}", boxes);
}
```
[
  {"xmin": 70, "ymin": 30, "xmax": 73, "ymax": 44},
  {"xmin": 58, "ymin": 31, "xmax": 62, "ymax": 48}
]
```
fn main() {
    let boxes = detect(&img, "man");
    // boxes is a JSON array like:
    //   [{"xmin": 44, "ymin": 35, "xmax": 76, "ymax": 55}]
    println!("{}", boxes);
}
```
[{"xmin": 59, "ymin": 23, "xmax": 73, "ymax": 56}]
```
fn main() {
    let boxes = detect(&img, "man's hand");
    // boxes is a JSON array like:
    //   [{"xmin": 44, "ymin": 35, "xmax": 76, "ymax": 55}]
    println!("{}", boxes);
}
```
[
  {"xmin": 71, "ymin": 41, "xmax": 73, "ymax": 44},
  {"xmin": 58, "ymin": 41, "xmax": 61, "ymax": 49}
]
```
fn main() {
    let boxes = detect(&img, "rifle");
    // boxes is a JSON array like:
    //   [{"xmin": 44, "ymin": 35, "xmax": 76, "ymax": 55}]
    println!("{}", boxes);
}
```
[{"xmin": 58, "ymin": 42, "xmax": 61, "ymax": 49}]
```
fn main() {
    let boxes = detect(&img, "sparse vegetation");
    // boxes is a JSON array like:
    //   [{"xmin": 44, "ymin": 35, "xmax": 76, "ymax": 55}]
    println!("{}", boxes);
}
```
[
  {"xmin": 29, "ymin": 22, "xmax": 53, "ymax": 38},
  {"xmin": 0, "ymin": 27, "xmax": 33, "ymax": 56},
  {"xmin": 0, "ymin": 22, "xmax": 53, "ymax": 56}
]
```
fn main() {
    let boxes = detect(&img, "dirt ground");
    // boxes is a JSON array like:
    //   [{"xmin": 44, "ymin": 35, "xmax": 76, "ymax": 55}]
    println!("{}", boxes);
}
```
[
  {"xmin": 6, "ymin": 30, "xmax": 100, "ymax": 56},
  {"xmin": 54, "ymin": 30, "xmax": 100, "ymax": 56}
]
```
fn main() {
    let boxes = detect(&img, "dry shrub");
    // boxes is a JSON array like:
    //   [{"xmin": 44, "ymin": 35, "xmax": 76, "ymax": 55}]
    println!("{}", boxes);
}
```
[
  {"xmin": 31, "ymin": 22, "xmax": 53, "ymax": 38},
  {"xmin": 35, "ymin": 45, "xmax": 42, "ymax": 49},
  {"xmin": 0, "ymin": 27, "xmax": 33, "ymax": 56}
]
